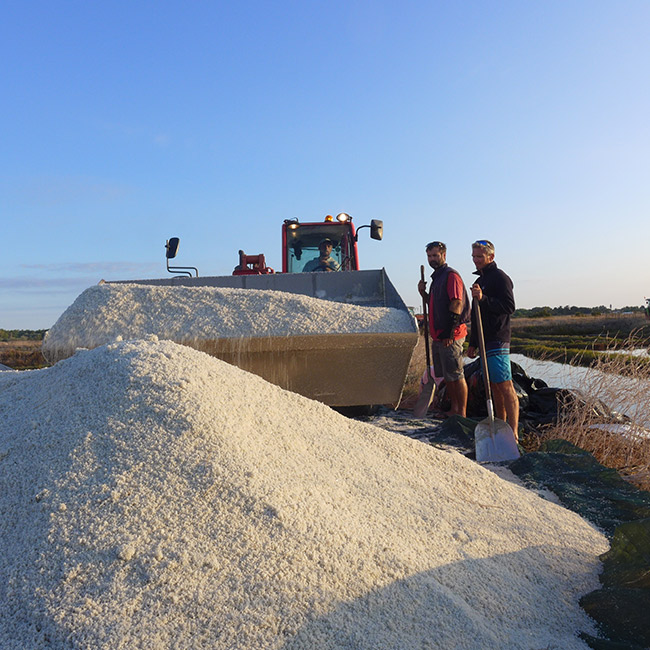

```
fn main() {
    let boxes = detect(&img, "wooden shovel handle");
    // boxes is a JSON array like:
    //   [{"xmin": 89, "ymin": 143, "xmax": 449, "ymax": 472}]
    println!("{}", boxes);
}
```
[
  {"xmin": 420, "ymin": 265, "xmax": 433, "ymax": 380},
  {"xmin": 473, "ymin": 298, "xmax": 493, "ymax": 402}
]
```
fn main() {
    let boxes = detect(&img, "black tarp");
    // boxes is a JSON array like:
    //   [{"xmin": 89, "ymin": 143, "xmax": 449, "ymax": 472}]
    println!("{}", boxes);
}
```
[{"xmin": 449, "ymin": 358, "xmax": 628, "ymax": 428}]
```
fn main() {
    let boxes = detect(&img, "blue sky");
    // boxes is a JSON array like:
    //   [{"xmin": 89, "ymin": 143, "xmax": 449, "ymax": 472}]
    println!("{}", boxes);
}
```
[{"xmin": 2, "ymin": 1, "xmax": 649, "ymax": 329}]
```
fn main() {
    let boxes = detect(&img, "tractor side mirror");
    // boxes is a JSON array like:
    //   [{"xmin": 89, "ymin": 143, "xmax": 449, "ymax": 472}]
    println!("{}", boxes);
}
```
[
  {"xmin": 165, "ymin": 237, "xmax": 199, "ymax": 277},
  {"xmin": 370, "ymin": 220, "xmax": 383, "ymax": 241},
  {"xmin": 166, "ymin": 237, "xmax": 180, "ymax": 259}
]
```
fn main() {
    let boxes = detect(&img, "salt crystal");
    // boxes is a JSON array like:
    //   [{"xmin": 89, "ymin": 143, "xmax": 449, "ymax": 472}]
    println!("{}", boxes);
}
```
[
  {"xmin": 0, "ymin": 338, "xmax": 608, "ymax": 649},
  {"xmin": 42, "ymin": 283, "xmax": 415, "ymax": 361}
]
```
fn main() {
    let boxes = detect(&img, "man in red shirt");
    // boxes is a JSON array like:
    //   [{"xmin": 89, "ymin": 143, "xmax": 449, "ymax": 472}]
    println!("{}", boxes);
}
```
[{"xmin": 418, "ymin": 241, "xmax": 471, "ymax": 417}]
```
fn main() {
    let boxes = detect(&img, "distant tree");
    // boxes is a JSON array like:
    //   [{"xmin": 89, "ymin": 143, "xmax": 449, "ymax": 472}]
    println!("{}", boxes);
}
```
[
  {"xmin": 511, "ymin": 304, "xmax": 647, "ymax": 318},
  {"xmin": 0, "ymin": 329, "xmax": 46, "ymax": 341}
]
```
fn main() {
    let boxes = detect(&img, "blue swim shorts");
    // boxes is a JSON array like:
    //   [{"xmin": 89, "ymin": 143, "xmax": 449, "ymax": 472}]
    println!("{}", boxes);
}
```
[{"xmin": 485, "ymin": 342, "xmax": 512, "ymax": 383}]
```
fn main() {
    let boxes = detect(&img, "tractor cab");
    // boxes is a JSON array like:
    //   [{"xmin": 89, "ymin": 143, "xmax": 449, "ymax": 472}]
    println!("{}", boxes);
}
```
[
  {"xmin": 167, "ymin": 213, "xmax": 383, "ymax": 278},
  {"xmin": 282, "ymin": 213, "xmax": 382, "ymax": 273}
]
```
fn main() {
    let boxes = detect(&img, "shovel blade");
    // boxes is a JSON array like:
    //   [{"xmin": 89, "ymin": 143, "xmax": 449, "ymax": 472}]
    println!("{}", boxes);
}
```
[
  {"xmin": 475, "ymin": 417, "xmax": 520, "ymax": 462},
  {"xmin": 412, "ymin": 378, "xmax": 435, "ymax": 418}
]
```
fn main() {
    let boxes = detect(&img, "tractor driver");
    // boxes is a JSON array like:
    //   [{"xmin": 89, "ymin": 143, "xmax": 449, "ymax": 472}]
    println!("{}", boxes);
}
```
[{"xmin": 302, "ymin": 238, "xmax": 340, "ymax": 272}]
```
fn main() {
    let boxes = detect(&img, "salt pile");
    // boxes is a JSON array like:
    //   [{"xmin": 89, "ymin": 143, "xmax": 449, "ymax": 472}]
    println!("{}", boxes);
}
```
[
  {"xmin": 1, "ymin": 338, "xmax": 607, "ymax": 649},
  {"xmin": 42, "ymin": 283, "xmax": 415, "ymax": 362}
]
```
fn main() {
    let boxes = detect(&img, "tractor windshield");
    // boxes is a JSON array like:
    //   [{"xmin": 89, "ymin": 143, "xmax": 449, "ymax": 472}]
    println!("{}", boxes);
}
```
[{"xmin": 285, "ymin": 223, "xmax": 356, "ymax": 273}]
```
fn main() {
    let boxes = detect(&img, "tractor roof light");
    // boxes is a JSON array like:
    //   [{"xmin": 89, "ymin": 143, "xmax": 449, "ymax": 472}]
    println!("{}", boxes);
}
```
[
  {"xmin": 336, "ymin": 213, "xmax": 351, "ymax": 223},
  {"xmin": 284, "ymin": 218, "xmax": 300, "ymax": 230},
  {"xmin": 324, "ymin": 215, "xmax": 334, "ymax": 222}
]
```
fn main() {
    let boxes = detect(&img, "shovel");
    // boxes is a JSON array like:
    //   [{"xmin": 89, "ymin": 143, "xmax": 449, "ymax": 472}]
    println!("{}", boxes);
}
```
[
  {"xmin": 473, "ymin": 298, "xmax": 520, "ymax": 462},
  {"xmin": 413, "ymin": 266, "xmax": 436, "ymax": 417}
]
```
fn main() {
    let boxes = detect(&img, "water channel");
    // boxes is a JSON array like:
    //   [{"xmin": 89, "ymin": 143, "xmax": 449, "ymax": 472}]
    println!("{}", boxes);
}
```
[{"xmin": 511, "ymin": 353, "xmax": 650, "ymax": 429}]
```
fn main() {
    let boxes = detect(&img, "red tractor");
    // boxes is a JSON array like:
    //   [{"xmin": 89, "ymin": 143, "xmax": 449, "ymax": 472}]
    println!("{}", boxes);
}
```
[
  {"xmin": 52, "ymin": 214, "xmax": 415, "ymax": 409},
  {"xmin": 231, "ymin": 213, "xmax": 383, "ymax": 275}
]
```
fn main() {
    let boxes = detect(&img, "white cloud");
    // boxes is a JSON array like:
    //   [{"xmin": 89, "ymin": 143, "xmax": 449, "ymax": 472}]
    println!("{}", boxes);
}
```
[
  {"xmin": 153, "ymin": 133, "xmax": 171, "ymax": 147},
  {"xmin": 2, "ymin": 176, "xmax": 132, "ymax": 208}
]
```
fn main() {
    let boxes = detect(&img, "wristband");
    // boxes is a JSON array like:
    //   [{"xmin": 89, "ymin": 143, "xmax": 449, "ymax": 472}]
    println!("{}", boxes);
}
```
[{"xmin": 441, "ymin": 311, "xmax": 461, "ymax": 340}]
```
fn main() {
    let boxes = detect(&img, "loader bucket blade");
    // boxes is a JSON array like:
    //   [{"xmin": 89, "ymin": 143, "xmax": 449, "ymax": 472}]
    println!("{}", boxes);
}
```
[{"xmin": 194, "ymin": 331, "xmax": 416, "ymax": 407}]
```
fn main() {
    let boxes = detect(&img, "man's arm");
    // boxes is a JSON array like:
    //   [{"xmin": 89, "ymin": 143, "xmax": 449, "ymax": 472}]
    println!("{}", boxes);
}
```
[
  {"xmin": 481, "ymin": 272, "xmax": 514, "ymax": 315},
  {"xmin": 328, "ymin": 258, "xmax": 340, "ymax": 271},
  {"xmin": 472, "ymin": 273, "xmax": 514, "ymax": 315},
  {"xmin": 439, "ymin": 274, "xmax": 464, "ymax": 343},
  {"xmin": 449, "ymin": 297, "xmax": 462, "ymax": 315}
]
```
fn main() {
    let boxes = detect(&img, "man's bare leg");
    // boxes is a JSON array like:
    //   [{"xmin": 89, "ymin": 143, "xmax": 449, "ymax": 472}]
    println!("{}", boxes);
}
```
[
  {"xmin": 491, "ymin": 380, "xmax": 519, "ymax": 441},
  {"xmin": 445, "ymin": 377, "xmax": 468, "ymax": 417}
]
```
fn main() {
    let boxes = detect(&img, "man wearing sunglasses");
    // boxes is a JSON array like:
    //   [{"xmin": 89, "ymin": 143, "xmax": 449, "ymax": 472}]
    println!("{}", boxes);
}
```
[
  {"xmin": 468, "ymin": 240, "xmax": 519, "ymax": 439},
  {"xmin": 417, "ymin": 241, "xmax": 471, "ymax": 417}
]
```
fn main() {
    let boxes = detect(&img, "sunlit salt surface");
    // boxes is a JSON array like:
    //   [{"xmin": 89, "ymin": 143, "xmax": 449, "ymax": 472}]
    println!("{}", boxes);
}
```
[
  {"xmin": 0, "ymin": 339, "xmax": 607, "ymax": 649},
  {"xmin": 42, "ymin": 283, "xmax": 415, "ymax": 363}
]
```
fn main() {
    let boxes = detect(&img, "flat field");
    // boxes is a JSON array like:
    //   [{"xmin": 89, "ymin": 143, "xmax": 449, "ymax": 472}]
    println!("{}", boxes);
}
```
[
  {"xmin": 511, "ymin": 312, "xmax": 650, "ymax": 366},
  {"xmin": 0, "ymin": 340, "xmax": 47, "ymax": 370}
]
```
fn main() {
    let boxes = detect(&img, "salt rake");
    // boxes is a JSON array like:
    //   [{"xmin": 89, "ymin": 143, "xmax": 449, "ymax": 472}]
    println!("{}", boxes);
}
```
[{"xmin": 473, "ymin": 299, "xmax": 520, "ymax": 462}]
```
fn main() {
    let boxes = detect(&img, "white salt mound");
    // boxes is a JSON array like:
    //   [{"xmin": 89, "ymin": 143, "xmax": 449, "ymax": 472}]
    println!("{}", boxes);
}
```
[
  {"xmin": 0, "ymin": 339, "xmax": 607, "ymax": 649},
  {"xmin": 42, "ymin": 283, "xmax": 415, "ymax": 361}
]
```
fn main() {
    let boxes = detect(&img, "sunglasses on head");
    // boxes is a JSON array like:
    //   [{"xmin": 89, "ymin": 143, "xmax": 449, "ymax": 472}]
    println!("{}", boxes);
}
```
[
  {"xmin": 472, "ymin": 240, "xmax": 493, "ymax": 248},
  {"xmin": 426, "ymin": 241, "xmax": 446, "ymax": 251}
]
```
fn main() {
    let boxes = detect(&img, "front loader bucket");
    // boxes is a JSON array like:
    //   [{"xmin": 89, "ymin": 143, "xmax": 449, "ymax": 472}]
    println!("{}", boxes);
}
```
[{"xmin": 43, "ymin": 270, "xmax": 418, "ymax": 407}]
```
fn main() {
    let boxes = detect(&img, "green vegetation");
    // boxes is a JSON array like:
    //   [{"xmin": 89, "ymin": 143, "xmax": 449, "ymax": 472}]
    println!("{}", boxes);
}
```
[
  {"xmin": 0, "ymin": 329, "xmax": 47, "ymax": 342},
  {"xmin": 513, "ymin": 305, "xmax": 645, "ymax": 318},
  {"xmin": 511, "ymin": 313, "xmax": 650, "ymax": 368},
  {"xmin": 0, "ymin": 330, "xmax": 48, "ymax": 370}
]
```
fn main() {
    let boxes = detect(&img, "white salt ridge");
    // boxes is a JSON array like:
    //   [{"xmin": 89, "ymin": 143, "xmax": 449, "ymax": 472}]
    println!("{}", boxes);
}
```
[
  {"xmin": 42, "ymin": 283, "xmax": 415, "ymax": 361},
  {"xmin": 1, "ymin": 338, "xmax": 607, "ymax": 649}
]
